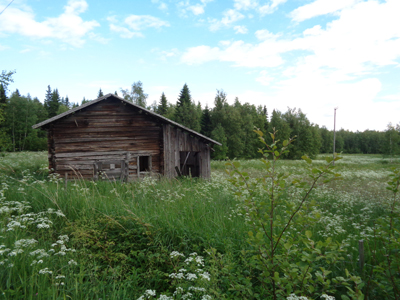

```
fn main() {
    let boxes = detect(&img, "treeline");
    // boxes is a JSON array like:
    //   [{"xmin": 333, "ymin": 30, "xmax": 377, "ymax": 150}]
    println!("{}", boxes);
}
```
[{"xmin": 0, "ymin": 71, "xmax": 399, "ymax": 159}]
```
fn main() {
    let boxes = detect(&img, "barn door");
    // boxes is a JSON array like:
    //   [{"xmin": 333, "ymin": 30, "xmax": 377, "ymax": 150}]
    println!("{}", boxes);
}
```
[{"xmin": 93, "ymin": 160, "xmax": 127, "ymax": 181}]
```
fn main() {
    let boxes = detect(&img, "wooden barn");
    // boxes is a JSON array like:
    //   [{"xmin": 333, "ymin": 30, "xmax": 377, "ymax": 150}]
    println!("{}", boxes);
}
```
[{"xmin": 32, "ymin": 93, "xmax": 221, "ymax": 181}]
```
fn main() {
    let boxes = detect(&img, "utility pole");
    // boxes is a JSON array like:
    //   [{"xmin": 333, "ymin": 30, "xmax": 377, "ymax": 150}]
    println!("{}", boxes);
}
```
[{"xmin": 333, "ymin": 107, "xmax": 338, "ymax": 165}]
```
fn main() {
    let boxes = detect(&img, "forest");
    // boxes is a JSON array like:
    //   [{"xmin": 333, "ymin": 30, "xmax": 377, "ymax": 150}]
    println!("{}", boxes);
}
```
[{"xmin": 1, "ymin": 70, "xmax": 399, "ymax": 159}]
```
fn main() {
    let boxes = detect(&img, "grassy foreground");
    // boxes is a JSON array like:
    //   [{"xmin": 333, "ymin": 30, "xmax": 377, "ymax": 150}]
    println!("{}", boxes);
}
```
[{"xmin": 0, "ymin": 152, "xmax": 400, "ymax": 299}]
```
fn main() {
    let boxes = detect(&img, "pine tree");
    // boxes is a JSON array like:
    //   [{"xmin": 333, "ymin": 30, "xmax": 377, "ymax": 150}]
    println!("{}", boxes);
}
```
[
  {"xmin": 114, "ymin": 91, "xmax": 118, "ymax": 96},
  {"xmin": 98, "ymin": 88, "xmax": 104, "ymax": 98},
  {"xmin": 157, "ymin": 92, "xmax": 168, "ymax": 116}
]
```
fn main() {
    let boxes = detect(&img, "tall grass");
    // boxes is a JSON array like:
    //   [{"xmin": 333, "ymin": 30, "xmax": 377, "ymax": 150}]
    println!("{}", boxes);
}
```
[{"xmin": 1, "ymin": 152, "xmax": 399, "ymax": 299}]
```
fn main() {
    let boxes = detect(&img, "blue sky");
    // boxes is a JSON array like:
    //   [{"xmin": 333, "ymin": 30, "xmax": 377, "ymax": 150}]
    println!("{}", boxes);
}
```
[{"xmin": 1, "ymin": 0, "xmax": 399, "ymax": 131}]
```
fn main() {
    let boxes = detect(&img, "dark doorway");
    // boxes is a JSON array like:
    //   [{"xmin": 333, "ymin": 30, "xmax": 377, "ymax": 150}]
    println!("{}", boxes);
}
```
[
  {"xmin": 139, "ymin": 156, "xmax": 151, "ymax": 172},
  {"xmin": 179, "ymin": 151, "xmax": 200, "ymax": 177}
]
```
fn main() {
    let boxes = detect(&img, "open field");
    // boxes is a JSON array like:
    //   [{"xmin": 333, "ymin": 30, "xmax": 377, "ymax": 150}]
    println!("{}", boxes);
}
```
[{"xmin": 0, "ymin": 152, "xmax": 400, "ymax": 299}]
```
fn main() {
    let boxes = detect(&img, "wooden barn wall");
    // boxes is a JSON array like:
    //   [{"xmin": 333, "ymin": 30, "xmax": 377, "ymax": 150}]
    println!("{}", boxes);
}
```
[
  {"xmin": 163, "ymin": 124, "xmax": 211, "ymax": 179},
  {"xmin": 47, "ymin": 98, "xmax": 163, "ymax": 181}
]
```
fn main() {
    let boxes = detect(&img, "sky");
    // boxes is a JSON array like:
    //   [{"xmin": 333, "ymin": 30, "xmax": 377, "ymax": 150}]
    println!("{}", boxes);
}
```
[{"xmin": 1, "ymin": 0, "xmax": 400, "ymax": 132}]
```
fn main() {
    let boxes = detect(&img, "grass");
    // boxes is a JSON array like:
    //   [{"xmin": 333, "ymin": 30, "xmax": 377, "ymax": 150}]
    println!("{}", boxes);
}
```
[{"xmin": 0, "ymin": 151, "xmax": 400, "ymax": 299}]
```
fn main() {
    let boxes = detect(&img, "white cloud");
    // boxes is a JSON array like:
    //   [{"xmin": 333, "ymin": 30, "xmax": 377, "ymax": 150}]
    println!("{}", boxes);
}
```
[
  {"xmin": 181, "ymin": 40, "xmax": 284, "ymax": 67},
  {"xmin": 187, "ymin": 4, "xmax": 205, "ymax": 15},
  {"xmin": 181, "ymin": 0, "xmax": 400, "ymax": 130},
  {"xmin": 177, "ymin": 0, "xmax": 213, "ymax": 16},
  {"xmin": 290, "ymin": 0, "xmax": 361, "ymax": 22},
  {"xmin": 181, "ymin": 45, "xmax": 221, "ymax": 65},
  {"xmin": 234, "ymin": 0, "xmax": 259, "ymax": 10},
  {"xmin": 255, "ymin": 29, "xmax": 280, "ymax": 40},
  {"xmin": 125, "ymin": 15, "xmax": 169, "ymax": 31},
  {"xmin": 0, "ymin": 0, "xmax": 99, "ymax": 47},
  {"xmin": 108, "ymin": 15, "xmax": 169, "ymax": 38},
  {"xmin": 109, "ymin": 24, "xmax": 143, "ymax": 38},
  {"xmin": 234, "ymin": 25, "xmax": 248, "ymax": 34},
  {"xmin": 256, "ymin": 70, "xmax": 274, "ymax": 85},
  {"xmin": 151, "ymin": 0, "xmax": 168, "ymax": 11},
  {"xmin": 259, "ymin": 0, "xmax": 287, "ymax": 15},
  {"xmin": 209, "ymin": 9, "xmax": 245, "ymax": 31}
]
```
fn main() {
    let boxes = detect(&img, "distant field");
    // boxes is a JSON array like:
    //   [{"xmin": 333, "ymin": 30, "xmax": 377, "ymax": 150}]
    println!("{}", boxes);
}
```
[{"xmin": 0, "ymin": 152, "xmax": 399, "ymax": 299}]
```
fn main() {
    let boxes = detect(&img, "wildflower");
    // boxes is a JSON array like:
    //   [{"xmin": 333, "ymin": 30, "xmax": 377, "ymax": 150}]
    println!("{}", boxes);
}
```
[
  {"xmin": 199, "ymin": 272, "xmax": 210, "ymax": 281},
  {"xmin": 188, "ymin": 287, "xmax": 206, "ymax": 292},
  {"xmin": 321, "ymin": 295, "xmax": 335, "ymax": 300},
  {"xmin": 287, "ymin": 294, "xmax": 309, "ymax": 300},
  {"xmin": 186, "ymin": 273, "xmax": 197, "ymax": 281},
  {"xmin": 39, "ymin": 268, "xmax": 53, "ymax": 275},
  {"xmin": 170, "ymin": 251, "xmax": 185, "ymax": 258},
  {"xmin": 68, "ymin": 259, "xmax": 78, "ymax": 265}
]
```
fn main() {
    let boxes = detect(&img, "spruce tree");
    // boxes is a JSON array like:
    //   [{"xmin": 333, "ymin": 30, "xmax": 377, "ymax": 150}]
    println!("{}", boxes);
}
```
[
  {"xmin": 98, "ymin": 88, "xmax": 104, "ymax": 98},
  {"xmin": 65, "ymin": 96, "xmax": 70, "ymax": 108},
  {"xmin": 157, "ymin": 92, "xmax": 168, "ymax": 116},
  {"xmin": 200, "ymin": 105, "xmax": 212, "ymax": 137},
  {"xmin": 44, "ymin": 85, "xmax": 53, "ymax": 117},
  {"xmin": 174, "ymin": 84, "xmax": 200, "ymax": 131},
  {"xmin": 46, "ymin": 89, "xmax": 61, "ymax": 118}
]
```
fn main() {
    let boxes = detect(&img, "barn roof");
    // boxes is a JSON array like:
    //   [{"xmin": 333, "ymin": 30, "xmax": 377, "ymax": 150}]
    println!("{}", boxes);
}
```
[{"xmin": 32, "ymin": 93, "xmax": 221, "ymax": 146}]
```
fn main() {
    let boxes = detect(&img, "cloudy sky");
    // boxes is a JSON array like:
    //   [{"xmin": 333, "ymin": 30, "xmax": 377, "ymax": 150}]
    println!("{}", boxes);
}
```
[{"xmin": 1, "ymin": 0, "xmax": 399, "ymax": 131}]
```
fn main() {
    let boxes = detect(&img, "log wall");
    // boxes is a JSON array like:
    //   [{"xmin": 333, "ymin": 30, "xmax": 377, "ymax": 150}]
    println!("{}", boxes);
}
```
[{"xmin": 47, "ymin": 98, "xmax": 163, "ymax": 181}]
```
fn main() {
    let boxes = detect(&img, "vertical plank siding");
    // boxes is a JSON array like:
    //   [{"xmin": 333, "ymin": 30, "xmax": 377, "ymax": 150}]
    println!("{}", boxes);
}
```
[{"xmin": 163, "ymin": 124, "xmax": 212, "ymax": 179}]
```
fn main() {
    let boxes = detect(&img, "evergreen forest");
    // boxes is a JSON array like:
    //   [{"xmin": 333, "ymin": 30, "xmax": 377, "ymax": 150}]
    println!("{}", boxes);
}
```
[{"xmin": 1, "ymin": 71, "xmax": 399, "ymax": 159}]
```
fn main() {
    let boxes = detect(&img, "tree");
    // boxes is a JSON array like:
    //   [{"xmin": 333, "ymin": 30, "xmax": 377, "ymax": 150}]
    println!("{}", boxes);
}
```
[
  {"xmin": 0, "ymin": 84, "xmax": 7, "ymax": 105},
  {"xmin": 81, "ymin": 97, "xmax": 90, "ymax": 105},
  {"xmin": 0, "ymin": 70, "xmax": 16, "ymax": 93},
  {"xmin": 211, "ymin": 124, "xmax": 228, "ymax": 159},
  {"xmin": 64, "ymin": 96, "xmax": 70, "ymax": 108},
  {"xmin": 157, "ymin": 92, "xmax": 168, "ymax": 116},
  {"xmin": 268, "ymin": 109, "xmax": 291, "ymax": 157},
  {"xmin": 121, "ymin": 81, "xmax": 148, "ymax": 107},
  {"xmin": 174, "ymin": 84, "xmax": 201, "ymax": 132},
  {"xmin": 44, "ymin": 88, "xmax": 60, "ymax": 118},
  {"xmin": 383, "ymin": 123, "xmax": 400, "ymax": 162},
  {"xmin": 98, "ymin": 88, "xmax": 104, "ymax": 98},
  {"xmin": 200, "ymin": 105, "xmax": 212, "ymax": 137}
]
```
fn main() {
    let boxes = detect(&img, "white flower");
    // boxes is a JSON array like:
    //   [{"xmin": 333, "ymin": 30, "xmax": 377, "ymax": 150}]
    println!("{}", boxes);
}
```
[
  {"xmin": 186, "ymin": 273, "xmax": 197, "ymax": 281},
  {"xmin": 321, "ymin": 295, "xmax": 335, "ymax": 300},
  {"xmin": 39, "ymin": 268, "xmax": 53, "ymax": 275},
  {"xmin": 170, "ymin": 251, "xmax": 185, "ymax": 258},
  {"xmin": 199, "ymin": 272, "xmax": 210, "ymax": 281},
  {"xmin": 68, "ymin": 260, "xmax": 78, "ymax": 265}
]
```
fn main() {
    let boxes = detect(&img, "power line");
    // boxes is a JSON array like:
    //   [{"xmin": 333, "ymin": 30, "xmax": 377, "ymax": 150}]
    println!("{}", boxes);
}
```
[{"xmin": 0, "ymin": 0, "xmax": 15, "ymax": 16}]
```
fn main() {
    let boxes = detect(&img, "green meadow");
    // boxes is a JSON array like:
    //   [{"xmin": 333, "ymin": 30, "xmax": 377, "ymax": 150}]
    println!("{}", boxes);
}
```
[{"xmin": 0, "ymin": 151, "xmax": 399, "ymax": 300}]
